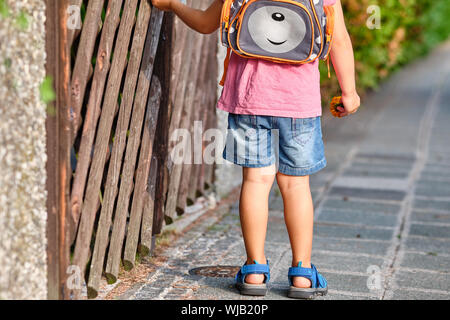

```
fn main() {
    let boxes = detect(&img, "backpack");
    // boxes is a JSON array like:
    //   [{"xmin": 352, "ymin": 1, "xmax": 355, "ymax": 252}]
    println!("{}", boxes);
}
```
[{"xmin": 219, "ymin": 0, "xmax": 335, "ymax": 85}]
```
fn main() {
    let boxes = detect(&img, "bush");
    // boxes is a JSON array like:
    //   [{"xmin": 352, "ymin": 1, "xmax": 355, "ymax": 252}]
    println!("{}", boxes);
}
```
[{"xmin": 320, "ymin": 0, "xmax": 450, "ymax": 98}]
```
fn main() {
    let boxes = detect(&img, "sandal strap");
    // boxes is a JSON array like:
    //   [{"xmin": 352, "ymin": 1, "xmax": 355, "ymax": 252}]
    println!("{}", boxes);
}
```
[
  {"xmin": 241, "ymin": 263, "xmax": 270, "ymax": 275},
  {"xmin": 288, "ymin": 262, "xmax": 327, "ymax": 288},
  {"xmin": 288, "ymin": 266, "xmax": 314, "ymax": 286},
  {"xmin": 312, "ymin": 264, "xmax": 328, "ymax": 289},
  {"xmin": 235, "ymin": 260, "xmax": 270, "ymax": 284}
]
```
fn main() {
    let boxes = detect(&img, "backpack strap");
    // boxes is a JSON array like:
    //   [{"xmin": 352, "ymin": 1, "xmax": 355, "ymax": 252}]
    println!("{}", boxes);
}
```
[
  {"xmin": 323, "ymin": 5, "xmax": 335, "ymax": 78},
  {"xmin": 219, "ymin": 47, "xmax": 232, "ymax": 86}
]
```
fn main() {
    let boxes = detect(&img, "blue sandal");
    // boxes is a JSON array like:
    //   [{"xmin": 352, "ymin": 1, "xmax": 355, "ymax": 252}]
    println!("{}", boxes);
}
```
[
  {"xmin": 288, "ymin": 262, "xmax": 328, "ymax": 299},
  {"xmin": 235, "ymin": 260, "xmax": 270, "ymax": 296}
]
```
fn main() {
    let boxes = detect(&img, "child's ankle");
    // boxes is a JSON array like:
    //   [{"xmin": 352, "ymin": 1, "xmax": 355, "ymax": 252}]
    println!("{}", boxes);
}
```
[
  {"xmin": 292, "ymin": 260, "xmax": 311, "ymax": 268},
  {"xmin": 247, "ymin": 257, "xmax": 267, "ymax": 265}
]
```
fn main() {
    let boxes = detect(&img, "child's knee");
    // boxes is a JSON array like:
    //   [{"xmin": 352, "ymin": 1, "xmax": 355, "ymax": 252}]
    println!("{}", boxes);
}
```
[
  {"xmin": 276, "ymin": 172, "xmax": 309, "ymax": 193},
  {"xmin": 243, "ymin": 166, "xmax": 276, "ymax": 186}
]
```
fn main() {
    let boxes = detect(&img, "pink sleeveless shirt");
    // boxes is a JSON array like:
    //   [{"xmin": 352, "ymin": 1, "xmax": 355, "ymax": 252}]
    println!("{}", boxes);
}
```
[{"xmin": 217, "ymin": 0, "xmax": 337, "ymax": 118}]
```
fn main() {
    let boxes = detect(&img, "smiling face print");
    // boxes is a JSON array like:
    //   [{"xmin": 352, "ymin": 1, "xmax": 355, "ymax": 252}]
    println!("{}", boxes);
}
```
[{"xmin": 247, "ymin": 5, "xmax": 306, "ymax": 54}]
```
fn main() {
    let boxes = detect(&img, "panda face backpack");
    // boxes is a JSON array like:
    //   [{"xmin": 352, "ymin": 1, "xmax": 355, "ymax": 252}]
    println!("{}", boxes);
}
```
[{"xmin": 219, "ymin": 0, "xmax": 335, "ymax": 85}]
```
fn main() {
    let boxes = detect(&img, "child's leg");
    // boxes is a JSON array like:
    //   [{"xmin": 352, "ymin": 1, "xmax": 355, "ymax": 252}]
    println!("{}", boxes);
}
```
[
  {"xmin": 276, "ymin": 172, "xmax": 314, "ymax": 288},
  {"xmin": 239, "ymin": 165, "xmax": 276, "ymax": 284}
]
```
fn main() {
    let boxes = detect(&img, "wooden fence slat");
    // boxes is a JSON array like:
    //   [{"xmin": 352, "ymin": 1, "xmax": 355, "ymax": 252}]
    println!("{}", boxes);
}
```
[
  {"xmin": 165, "ymin": 34, "xmax": 205, "ymax": 222},
  {"xmin": 70, "ymin": 0, "xmax": 105, "ymax": 143},
  {"xmin": 45, "ymin": 0, "xmax": 72, "ymax": 300},
  {"xmin": 45, "ymin": 0, "xmax": 60, "ymax": 300},
  {"xmin": 175, "ymin": 36, "xmax": 211, "ymax": 215},
  {"xmin": 169, "ymin": 18, "xmax": 188, "ymax": 116},
  {"xmin": 150, "ymin": 12, "xmax": 173, "ymax": 236},
  {"xmin": 139, "ymin": 153, "xmax": 158, "ymax": 256},
  {"xmin": 85, "ymin": 0, "xmax": 153, "ymax": 298},
  {"xmin": 58, "ymin": 1, "xmax": 73, "ymax": 300},
  {"xmin": 70, "ymin": 0, "xmax": 123, "ymax": 247},
  {"xmin": 123, "ymin": 76, "xmax": 162, "ymax": 271},
  {"xmin": 203, "ymin": 37, "xmax": 219, "ymax": 191},
  {"xmin": 104, "ymin": 9, "xmax": 165, "ymax": 284},
  {"xmin": 186, "ymin": 43, "xmax": 215, "ymax": 204},
  {"xmin": 72, "ymin": 0, "xmax": 136, "ymax": 280}
]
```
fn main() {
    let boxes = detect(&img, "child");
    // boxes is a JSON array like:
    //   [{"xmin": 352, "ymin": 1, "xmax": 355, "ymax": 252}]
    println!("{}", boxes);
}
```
[{"xmin": 152, "ymin": 0, "xmax": 360, "ymax": 299}]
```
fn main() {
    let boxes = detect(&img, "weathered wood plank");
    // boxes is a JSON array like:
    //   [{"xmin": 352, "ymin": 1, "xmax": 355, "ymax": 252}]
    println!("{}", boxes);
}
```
[
  {"xmin": 85, "ymin": 0, "xmax": 153, "ymax": 298},
  {"xmin": 166, "ymin": 31, "xmax": 195, "ymax": 155},
  {"xmin": 57, "ymin": 0, "xmax": 73, "ymax": 301},
  {"xmin": 165, "ymin": 33, "xmax": 205, "ymax": 223},
  {"xmin": 72, "ymin": 0, "xmax": 135, "ymax": 281},
  {"xmin": 70, "ymin": 0, "xmax": 105, "ymax": 143},
  {"xmin": 45, "ymin": 0, "xmax": 72, "ymax": 300},
  {"xmin": 175, "ymin": 35, "xmax": 211, "ymax": 215},
  {"xmin": 139, "ymin": 153, "xmax": 158, "ymax": 257},
  {"xmin": 104, "ymin": 9, "xmax": 165, "ymax": 284},
  {"xmin": 45, "ymin": 0, "xmax": 60, "ymax": 301},
  {"xmin": 203, "ymin": 37, "xmax": 219, "ymax": 192},
  {"xmin": 151, "ymin": 12, "xmax": 173, "ymax": 236},
  {"xmin": 70, "ymin": 0, "xmax": 123, "ymax": 247},
  {"xmin": 123, "ymin": 76, "xmax": 162, "ymax": 271}
]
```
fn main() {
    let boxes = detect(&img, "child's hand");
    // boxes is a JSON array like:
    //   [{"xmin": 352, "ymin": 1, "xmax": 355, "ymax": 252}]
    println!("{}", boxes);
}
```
[
  {"xmin": 151, "ymin": 0, "xmax": 175, "ymax": 11},
  {"xmin": 337, "ymin": 91, "xmax": 360, "ymax": 117}
]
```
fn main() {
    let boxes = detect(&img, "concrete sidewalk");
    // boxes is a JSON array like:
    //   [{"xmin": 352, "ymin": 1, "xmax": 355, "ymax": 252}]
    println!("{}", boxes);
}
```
[{"xmin": 118, "ymin": 42, "xmax": 450, "ymax": 300}]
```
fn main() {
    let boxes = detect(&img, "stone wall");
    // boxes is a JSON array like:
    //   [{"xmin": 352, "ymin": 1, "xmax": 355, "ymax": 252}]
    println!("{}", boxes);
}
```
[{"xmin": 0, "ymin": 0, "xmax": 47, "ymax": 300}]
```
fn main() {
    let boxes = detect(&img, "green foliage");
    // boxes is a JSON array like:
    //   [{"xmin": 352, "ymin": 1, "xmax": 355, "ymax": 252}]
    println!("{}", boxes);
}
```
[
  {"xmin": 40, "ymin": 76, "xmax": 56, "ymax": 116},
  {"xmin": 320, "ymin": 0, "xmax": 450, "ymax": 97},
  {"xmin": 40, "ymin": 76, "xmax": 56, "ymax": 105},
  {"xmin": 16, "ymin": 10, "xmax": 29, "ymax": 30},
  {"xmin": 0, "ymin": 0, "xmax": 10, "ymax": 18}
]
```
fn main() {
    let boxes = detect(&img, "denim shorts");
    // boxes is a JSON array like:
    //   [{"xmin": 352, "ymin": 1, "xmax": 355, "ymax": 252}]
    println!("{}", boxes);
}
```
[{"xmin": 223, "ymin": 113, "xmax": 327, "ymax": 176}]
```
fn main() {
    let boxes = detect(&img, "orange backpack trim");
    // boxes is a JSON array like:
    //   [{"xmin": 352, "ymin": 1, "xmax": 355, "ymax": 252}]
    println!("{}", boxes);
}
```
[
  {"xmin": 219, "ymin": 47, "xmax": 232, "ymax": 86},
  {"xmin": 324, "ymin": 5, "xmax": 335, "ymax": 78}
]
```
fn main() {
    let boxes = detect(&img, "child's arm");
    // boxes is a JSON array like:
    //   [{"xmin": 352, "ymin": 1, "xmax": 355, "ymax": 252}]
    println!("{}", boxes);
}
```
[
  {"xmin": 151, "ymin": 0, "xmax": 223, "ymax": 34},
  {"xmin": 330, "ymin": 0, "xmax": 360, "ymax": 117}
]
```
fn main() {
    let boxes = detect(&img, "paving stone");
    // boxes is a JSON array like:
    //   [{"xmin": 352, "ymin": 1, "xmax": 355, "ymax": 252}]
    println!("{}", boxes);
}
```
[
  {"xmin": 420, "ymin": 170, "xmax": 450, "ymax": 181},
  {"xmin": 350, "ymin": 161, "xmax": 413, "ymax": 171},
  {"xmin": 354, "ymin": 152, "xmax": 416, "ymax": 164},
  {"xmin": 329, "ymin": 187, "xmax": 406, "ymax": 202},
  {"xmin": 268, "ymin": 195, "xmax": 284, "ymax": 210},
  {"xmin": 317, "ymin": 209, "xmax": 398, "ymax": 227},
  {"xmin": 343, "ymin": 169, "xmax": 409, "ymax": 179},
  {"xmin": 411, "ymin": 210, "xmax": 450, "ymax": 223},
  {"xmin": 409, "ymin": 223, "xmax": 450, "ymax": 238},
  {"xmin": 333, "ymin": 176, "xmax": 409, "ymax": 191},
  {"xmin": 404, "ymin": 236, "xmax": 450, "ymax": 254},
  {"xmin": 413, "ymin": 199, "xmax": 450, "ymax": 212},
  {"xmin": 134, "ymin": 284, "xmax": 165, "ymax": 300},
  {"xmin": 322, "ymin": 198, "xmax": 401, "ymax": 215},
  {"xmin": 391, "ymin": 289, "xmax": 450, "ymax": 300},
  {"xmin": 423, "ymin": 163, "xmax": 450, "ymax": 174},
  {"xmin": 314, "ymin": 224, "xmax": 395, "ymax": 241},
  {"xmin": 393, "ymin": 270, "xmax": 450, "ymax": 292},
  {"xmin": 312, "ymin": 237, "xmax": 391, "ymax": 256},
  {"xmin": 415, "ymin": 181, "xmax": 450, "ymax": 198},
  {"xmin": 317, "ymin": 272, "xmax": 377, "ymax": 295},
  {"xmin": 310, "ymin": 252, "xmax": 385, "ymax": 274},
  {"xmin": 400, "ymin": 252, "xmax": 450, "ymax": 271}
]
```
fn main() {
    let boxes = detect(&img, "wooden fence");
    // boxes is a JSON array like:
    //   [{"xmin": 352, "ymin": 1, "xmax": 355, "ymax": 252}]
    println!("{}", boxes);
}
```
[{"xmin": 45, "ymin": 0, "xmax": 218, "ymax": 299}]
